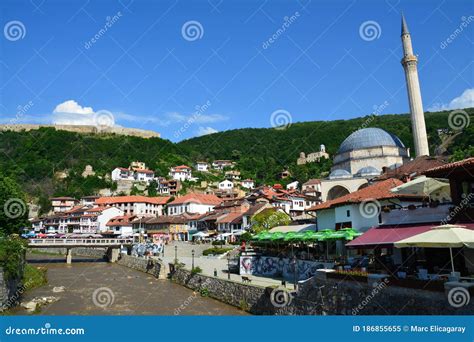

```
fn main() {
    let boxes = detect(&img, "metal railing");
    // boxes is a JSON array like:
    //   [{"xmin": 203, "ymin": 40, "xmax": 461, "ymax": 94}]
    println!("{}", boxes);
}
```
[{"xmin": 28, "ymin": 238, "xmax": 133, "ymax": 245}]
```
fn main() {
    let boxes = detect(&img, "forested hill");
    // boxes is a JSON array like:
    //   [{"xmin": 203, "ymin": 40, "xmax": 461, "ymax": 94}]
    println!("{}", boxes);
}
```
[
  {"xmin": 0, "ymin": 108, "xmax": 472, "ymax": 210},
  {"xmin": 178, "ymin": 109, "xmax": 474, "ymax": 164}
]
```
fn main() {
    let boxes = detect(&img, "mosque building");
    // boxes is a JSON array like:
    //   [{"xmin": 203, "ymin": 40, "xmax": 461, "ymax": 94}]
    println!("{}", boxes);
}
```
[{"xmin": 319, "ymin": 14, "xmax": 429, "ymax": 202}]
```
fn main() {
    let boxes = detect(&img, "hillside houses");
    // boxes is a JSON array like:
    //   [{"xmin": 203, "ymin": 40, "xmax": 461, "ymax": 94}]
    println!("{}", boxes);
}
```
[
  {"xmin": 50, "ymin": 197, "xmax": 79, "ymax": 213},
  {"xmin": 167, "ymin": 193, "xmax": 222, "ymax": 216},
  {"xmin": 195, "ymin": 161, "xmax": 209, "ymax": 172},
  {"xmin": 111, "ymin": 162, "xmax": 155, "ymax": 184},
  {"xmin": 169, "ymin": 165, "xmax": 193, "ymax": 181},
  {"xmin": 212, "ymin": 160, "xmax": 235, "ymax": 170},
  {"xmin": 96, "ymin": 195, "xmax": 169, "ymax": 216}
]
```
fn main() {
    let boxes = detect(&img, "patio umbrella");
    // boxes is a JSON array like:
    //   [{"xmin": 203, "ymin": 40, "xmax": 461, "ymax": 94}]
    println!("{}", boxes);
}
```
[
  {"xmin": 394, "ymin": 224, "xmax": 474, "ymax": 274},
  {"xmin": 256, "ymin": 231, "xmax": 273, "ymax": 242},
  {"xmin": 269, "ymin": 232, "xmax": 285, "ymax": 242},
  {"xmin": 340, "ymin": 228, "xmax": 362, "ymax": 241},
  {"xmin": 283, "ymin": 231, "xmax": 298, "ymax": 242},
  {"xmin": 390, "ymin": 175, "xmax": 450, "ymax": 198}
]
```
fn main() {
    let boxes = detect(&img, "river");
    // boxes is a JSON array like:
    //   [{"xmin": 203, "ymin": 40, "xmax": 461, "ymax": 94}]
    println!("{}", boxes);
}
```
[{"xmin": 12, "ymin": 254, "xmax": 247, "ymax": 315}]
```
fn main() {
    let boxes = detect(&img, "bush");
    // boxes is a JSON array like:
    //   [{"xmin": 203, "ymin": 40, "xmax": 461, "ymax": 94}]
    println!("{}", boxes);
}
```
[
  {"xmin": 212, "ymin": 240, "xmax": 225, "ymax": 246},
  {"xmin": 191, "ymin": 266, "xmax": 202, "ymax": 274},
  {"xmin": 0, "ymin": 235, "xmax": 27, "ymax": 279},
  {"xmin": 202, "ymin": 247, "xmax": 233, "ymax": 256}
]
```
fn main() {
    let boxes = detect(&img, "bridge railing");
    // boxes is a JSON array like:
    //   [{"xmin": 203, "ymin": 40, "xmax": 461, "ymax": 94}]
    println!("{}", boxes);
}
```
[{"xmin": 28, "ymin": 238, "xmax": 134, "ymax": 245}]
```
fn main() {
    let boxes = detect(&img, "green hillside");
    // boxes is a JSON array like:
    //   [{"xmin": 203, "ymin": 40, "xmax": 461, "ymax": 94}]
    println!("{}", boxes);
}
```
[{"xmin": 0, "ymin": 108, "xmax": 472, "ymax": 212}]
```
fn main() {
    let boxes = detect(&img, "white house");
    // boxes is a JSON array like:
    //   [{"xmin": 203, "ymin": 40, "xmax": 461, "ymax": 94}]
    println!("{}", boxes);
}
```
[
  {"xmin": 219, "ymin": 179, "xmax": 234, "ymax": 191},
  {"xmin": 167, "ymin": 193, "xmax": 222, "ymax": 216},
  {"xmin": 86, "ymin": 206, "xmax": 124, "ymax": 233},
  {"xmin": 105, "ymin": 215, "xmax": 136, "ymax": 237},
  {"xmin": 95, "ymin": 195, "xmax": 169, "ymax": 217},
  {"xmin": 111, "ymin": 167, "xmax": 134, "ymax": 181},
  {"xmin": 212, "ymin": 160, "xmax": 234, "ymax": 170},
  {"xmin": 50, "ymin": 197, "xmax": 79, "ymax": 213},
  {"xmin": 195, "ymin": 161, "xmax": 209, "ymax": 172},
  {"xmin": 286, "ymin": 181, "xmax": 299, "ymax": 190},
  {"xmin": 225, "ymin": 170, "xmax": 241, "ymax": 180},
  {"xmin": 134, "ymin": 169, "xmax": 155, "ymax": 183},
  {"xmin": 241, "ymin": 179, "xmax": 255, "ymax": 189},
  {"xmin": 169, "ymin": 165, "xmax": 192, "ymax": 181}
]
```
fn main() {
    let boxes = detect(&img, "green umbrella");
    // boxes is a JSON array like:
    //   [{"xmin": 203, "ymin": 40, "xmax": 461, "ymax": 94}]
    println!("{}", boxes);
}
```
[
  {"xmin": 301, "ymin": 231, "xmax": 318, "ymax": 242},
  {"xmin": 257, "ymin": 231, "xmax": 273, "ymax": 241},
  {"xmin": 340, "ymin": 228, "xmax": 362, "ymax": 241},
  {"xmin": 270, "ymin": 232, "xmax": 285, "ymax": 241},
  {"xmin": 283, "ymin": 231, "xmax": 298, "ymax": 242}
]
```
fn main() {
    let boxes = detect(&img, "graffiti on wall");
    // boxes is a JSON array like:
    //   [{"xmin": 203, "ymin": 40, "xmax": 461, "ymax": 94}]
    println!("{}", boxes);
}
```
[{"xmin": 240, "ymin": 256, "xmax": 333, "ymax": 281}]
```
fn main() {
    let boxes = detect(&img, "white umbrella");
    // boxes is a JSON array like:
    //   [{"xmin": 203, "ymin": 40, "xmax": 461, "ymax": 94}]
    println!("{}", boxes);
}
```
[
  {"xmin": 390, "ymin": 176, "xmax": 450, "ymax": 198},
  {"xmin": 193, "ymin": 232, "xmax": 209, "ymax": 238},
  {"xmin": 395, "ymin": 224, "xmax": 474, "ymax": 274}
]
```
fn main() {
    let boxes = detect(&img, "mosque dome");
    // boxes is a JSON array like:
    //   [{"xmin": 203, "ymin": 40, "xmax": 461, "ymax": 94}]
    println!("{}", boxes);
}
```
[
  {"xmin": 355, "ymin": 166, "xmax": 381, "ymax": 177},
  {"xmin": 329, "ymin": 169, "xmax": 352, "ymax": 180},
  {"xmin": 338, "ymin": 128, "xmax": 405, "ymax": 154}
]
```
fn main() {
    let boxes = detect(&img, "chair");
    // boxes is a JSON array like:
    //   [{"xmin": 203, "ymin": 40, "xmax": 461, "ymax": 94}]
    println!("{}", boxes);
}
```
[{"xmin": 417, "ymin": 269, "xmax": 428, "ymax": 280}]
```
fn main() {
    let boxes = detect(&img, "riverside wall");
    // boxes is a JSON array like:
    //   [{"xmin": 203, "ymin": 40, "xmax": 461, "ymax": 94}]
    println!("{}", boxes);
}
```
[
  {"xmin": 171, "ymin": 269, "xmax": 474, "ymax": 315},
  {"xmin": 117, "ymin": 255, "xmax": 166, "ymax": 279}
]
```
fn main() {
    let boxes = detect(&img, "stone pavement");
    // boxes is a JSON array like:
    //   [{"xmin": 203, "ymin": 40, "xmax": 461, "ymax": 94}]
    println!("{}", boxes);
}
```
[{"xmin": 161, "ymin": 241, "xmax": 295, "ymax": 289}]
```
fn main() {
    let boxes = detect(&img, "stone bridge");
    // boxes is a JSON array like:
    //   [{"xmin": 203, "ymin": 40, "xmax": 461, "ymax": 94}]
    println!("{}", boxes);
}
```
[{"xmin": 28, "ymin": 238, "xmax": 133, "ymax": 264}]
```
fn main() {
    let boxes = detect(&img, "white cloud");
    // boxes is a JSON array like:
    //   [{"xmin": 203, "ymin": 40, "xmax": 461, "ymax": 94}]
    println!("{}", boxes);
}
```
[
  {"xmin": 428, "ymin": 88, "xmax": 474, "ymax": 111},
  {"xmin": 52, "ymin": 100, "xmax": 96, "ymax": 125},
  {"xmin": 197, "ymin": 126, "xmax": 218, "ymax": 136},
  {"xmin": 53, "ymin": 100, "xmax": 94, "ymax": 114}
]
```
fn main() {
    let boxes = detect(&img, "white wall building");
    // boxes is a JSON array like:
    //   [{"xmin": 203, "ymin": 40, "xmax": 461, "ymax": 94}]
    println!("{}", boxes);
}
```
[
  {"xmin": 219, "ymin": 180, "xmax": 234, "ymax": 190},
  {"xmin": 195, "ymin": 162, "xmax": 209, "ymax": 172},
  {"xmin": 167, "ymin": 193, "xmax": 221, "ymax": 216},
  {"xmin": 169, "ymin": 165, "xmax": 192, "ymax": 181},
  {"xmin": 111, "ymin": 167, "xmax": 134, "ymax": 181},
  {"xmin": 241, "ymin": 179, "xmax": 255, "ymax": 189}
]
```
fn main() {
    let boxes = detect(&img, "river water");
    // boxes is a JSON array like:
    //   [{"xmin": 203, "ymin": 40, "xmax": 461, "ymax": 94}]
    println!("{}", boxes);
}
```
[{"xmin": 13, "ymin": 254, "xmax": 246, "ymax": 315}]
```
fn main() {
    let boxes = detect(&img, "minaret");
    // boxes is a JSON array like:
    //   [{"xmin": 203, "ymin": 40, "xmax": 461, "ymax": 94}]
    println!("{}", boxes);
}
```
[{"xmin": 401, "ymin": 14, "xmax": 430, "ymax": 156}]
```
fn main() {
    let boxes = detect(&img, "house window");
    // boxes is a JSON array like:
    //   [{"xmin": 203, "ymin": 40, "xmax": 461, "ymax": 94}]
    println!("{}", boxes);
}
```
[{"xmin": 346, "ymin": 210, "xmax": 350, "ymax": 217}]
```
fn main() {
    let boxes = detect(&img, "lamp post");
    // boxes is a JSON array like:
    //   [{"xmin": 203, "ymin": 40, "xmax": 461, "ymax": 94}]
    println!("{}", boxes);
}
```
[
  {"xmin": 227, "ymin": 253, "xmax": 231, "ymax": 280},
  {"xmin": 174, "ymin": 245, "xmax": 177, "ymax": 264},
  {"xmin": 192, "ymin": 249, "xmax": 195, "ymax": 270}
]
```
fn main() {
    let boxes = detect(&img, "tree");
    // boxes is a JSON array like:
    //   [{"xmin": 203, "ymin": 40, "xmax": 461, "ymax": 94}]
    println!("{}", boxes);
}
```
[
  {"xmin": 0, "ymin": 172, "xmax": 29, "ymax": 235},
  {"xmin": 147, "ymin": 180, "xmax": 158, "ymax": 196},
  {"xmin": 251, "ymin": 209, "xmax": 291, "ymax": 233}
]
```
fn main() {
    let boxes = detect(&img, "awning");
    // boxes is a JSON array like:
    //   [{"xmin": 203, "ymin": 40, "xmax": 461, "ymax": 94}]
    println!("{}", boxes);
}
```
[
  {"xmin": 347, "ymin": 223, "xmax": 474, "ymax": 248},
  {"xmin": 346, "ymin": 225, "xmax": 436, "ymax": 248}
]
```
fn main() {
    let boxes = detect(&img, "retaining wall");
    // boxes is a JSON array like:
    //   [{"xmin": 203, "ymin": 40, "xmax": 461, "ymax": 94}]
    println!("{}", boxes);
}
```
[
  {"xmin": 171, "ymin": 269, "xmax": 474, "ymax": 315},
  {"xmin": 117, "ymin": 255, "xmax": 166, "ymax": 279}
]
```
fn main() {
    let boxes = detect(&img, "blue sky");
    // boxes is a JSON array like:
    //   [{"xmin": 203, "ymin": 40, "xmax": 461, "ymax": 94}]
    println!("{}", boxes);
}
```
[{"xmin": 0, "ymin": 0, "xmax": 472, "ymax": 141}]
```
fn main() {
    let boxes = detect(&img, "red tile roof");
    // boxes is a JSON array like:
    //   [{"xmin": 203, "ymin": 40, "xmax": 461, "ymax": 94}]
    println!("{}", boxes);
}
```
[
  {"xmin": 169, "ymin": 193, "xmax": 222, "ymax": 206},
  {"xmin": 96, "ymin": 195, "xmax": 170, "ymax": 205},
  {"xmin": 173, "ymin": 165, "xmax": 191, "ymax": 170},
  {"xmin": 424, "ymin": 157, "xmax": 474, "ymax": 177},
  {"xmin": 307, "ymin": 178, "xmax": 422, "ymax": 211},
  {"xmin": 134, "ymin": 168, "xmax": 154, "ymax": 174},
  {"xmin": 216, "ymin": 211, "xmax": 245, "ymax": 224},
  {"xmin": 376, "ymin": 156, "xmax": 447, "ymax": 181},
  {"xmin": 106, "ymin": 215, "xmax": 136, "ymax": 226},
  {"xmin": 303, "ymin": 179, "xmax": 321, "ymax": 185}
]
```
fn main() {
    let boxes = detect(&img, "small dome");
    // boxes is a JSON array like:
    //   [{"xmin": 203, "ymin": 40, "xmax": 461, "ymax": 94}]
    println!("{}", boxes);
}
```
[
  {"xmin": 355, "ymin": 166, "xmax": 380, "ymax": 177},
  {"xmin": 329, "ymin": 169, "xmax": 352, "ymax": 180},
  {"xmin": 338, "ymin": 128, "xmax": 405, "ymax": 154}
]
